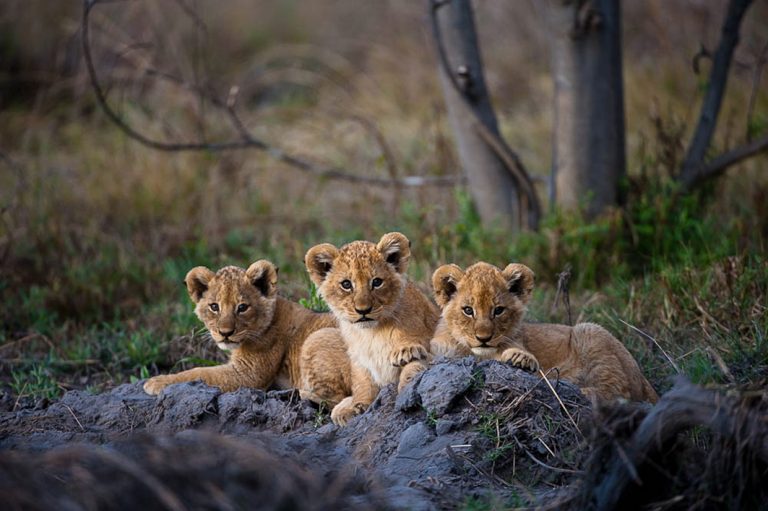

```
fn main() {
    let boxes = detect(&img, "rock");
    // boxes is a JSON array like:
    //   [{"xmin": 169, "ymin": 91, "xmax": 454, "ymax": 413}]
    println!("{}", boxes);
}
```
[
  {"xmin": 435, "ymin": 419, "xmax": 456, "ymax": 436},
  {"xmin": 416, "ymin": 357, "xmax": 476, "ymax": 415},
  {"xmin": 396, "ymin": 421, "xmax": 435, "ymax": 456},
  {"xmin": 149, "ymin": 381, "xmax": 220, "ymax": 431}
]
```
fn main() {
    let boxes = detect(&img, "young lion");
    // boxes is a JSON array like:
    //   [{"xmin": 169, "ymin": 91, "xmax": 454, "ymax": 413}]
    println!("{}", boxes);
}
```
[
  {"xmin": 430, "ymin": 262, "xmax": 658, "ymax": 403},
  {"xmin": 305, "ymin": 232, "xmax": 439, "ymax": 425},
  {"xmin": 143, "ymin": 260, "xmax": 350, "ymax": 404}
]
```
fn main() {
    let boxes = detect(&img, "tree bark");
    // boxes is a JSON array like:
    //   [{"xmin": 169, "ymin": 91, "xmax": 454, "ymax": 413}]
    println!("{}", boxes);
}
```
[
  {"xmin": 432, "ymin": 0, "xmax": 539, "ymax": 232},
  {"xmin": 678, "ymin": 0, "xmax": 755, "ymax": 191},
  {"xmin": 549, "ymin": 0, "xmax": 626, "ymax": 217}
]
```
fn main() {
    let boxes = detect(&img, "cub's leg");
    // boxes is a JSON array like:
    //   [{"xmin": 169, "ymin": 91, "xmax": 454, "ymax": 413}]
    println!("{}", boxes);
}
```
[
  {"xmin": 569, "ymin": 323, "xmax": 658, "ymax": 403},
  {"xmin": 144, "ymin": 365, "xmax": 246, "ymax": 395},
  {"xmin": 430, "ymin": 337, "xmax": 473, "ymax": 359},
  {"xmin": 299, "ymin": 328, "xmax": 352, "ymax": 407},
  {"xmin": 498, "ymin": 347, "xmax": 540, "ymax": 372},
  {"xmin": 398, "ymin": 359, "xmax": 427, "ymax": 392},
  {"xmin": 331, "ymin": 365, "xmax": 379, "ymax": 426},
  {"xmin": 144, "ymin": 344, "xmax": 283, "ymax": 395}
]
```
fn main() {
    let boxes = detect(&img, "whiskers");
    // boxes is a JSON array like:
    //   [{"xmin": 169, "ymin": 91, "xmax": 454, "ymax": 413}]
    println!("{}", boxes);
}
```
[{"xmin": 496, "ymin": 334, "xmax": 519, "ymax": 350}]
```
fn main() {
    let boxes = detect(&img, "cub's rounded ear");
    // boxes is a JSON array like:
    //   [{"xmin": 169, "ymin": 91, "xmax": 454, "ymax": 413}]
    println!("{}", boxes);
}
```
[
  {"xmin": 377, "ymin": 232, "xmax": 411, "ymax": 274},
  {"xmin": 501, "ymin": 263, "xmax": 535, "ymax": 304},
  {"xmin": 305, "ymin": 243, "xmax": 339, "ymax": 286},
  {"xmin": 185, "ymin": 266, "xmax": 215, "ymax": 303},
  {"xmin": 432, "ymin": 264, "xmax": 464, "ymax": 308},
  {"xmin": 246, "ymin": 260, "xmax": 279, "ymax": 297}
]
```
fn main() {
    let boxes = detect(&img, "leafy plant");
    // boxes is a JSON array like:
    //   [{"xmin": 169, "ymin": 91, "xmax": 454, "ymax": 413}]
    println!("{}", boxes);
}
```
[
  {"xmin": 299, "ymin": 282, "xmax": 329, "ymax": 312},
  {"xmin": 11, "ymin": 364, "xmax": 61, "ymax": 400}
]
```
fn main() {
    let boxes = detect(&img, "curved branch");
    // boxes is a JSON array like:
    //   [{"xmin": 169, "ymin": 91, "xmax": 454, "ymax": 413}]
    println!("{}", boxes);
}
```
[
  {"xmin": 429, "ymin": 0, "xmax": 541, "ymax": 230},
  {"xmin": 680, "ymin": 133, "xmax": 768, "ymax": 191},
  {"xmin": 81, "ymin": 0, "xmax": 457, "ymax": 188},
  {"xmin": 679, "ymin": 0, "xmax": 755, "ymax": 185}
]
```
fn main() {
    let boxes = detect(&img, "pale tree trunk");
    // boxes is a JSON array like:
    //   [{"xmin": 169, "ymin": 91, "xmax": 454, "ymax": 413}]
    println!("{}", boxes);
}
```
[
  {"xmin": 549, "ymin": 0, "xmax": 626, "ymax": 217},
  {"xmin": 431, "ymin": 0, "xmax": 540, "ymax": 232}
]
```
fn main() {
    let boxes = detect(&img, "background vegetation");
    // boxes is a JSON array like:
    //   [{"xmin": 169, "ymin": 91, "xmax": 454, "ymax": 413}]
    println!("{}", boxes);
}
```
[{"xmin": 0, "ymin": 0, "xmax": 766, "ymax": 406}]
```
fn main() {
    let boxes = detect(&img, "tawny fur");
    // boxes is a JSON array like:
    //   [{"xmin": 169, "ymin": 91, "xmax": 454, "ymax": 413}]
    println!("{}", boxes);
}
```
[
  {"xmin": 305, "ymin": 232, "xmax": 439, "ymax": 426},
  {"xmin": 143, "ymin": 261, "xmax": 349, "ymax": 404},
  {"xmin": 430, "ymin": 262, "xmax": 658, "ymax": 403}
]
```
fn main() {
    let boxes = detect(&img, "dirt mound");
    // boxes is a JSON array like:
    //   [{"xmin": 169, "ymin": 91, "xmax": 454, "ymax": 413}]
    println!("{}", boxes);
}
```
[
  {"xmin": 0, "ymin": 357, "xmax": 590, "ymax": 509},
  {"xmin": 3, "ymin": 359, "xmax": 766, "ymax": 509}
]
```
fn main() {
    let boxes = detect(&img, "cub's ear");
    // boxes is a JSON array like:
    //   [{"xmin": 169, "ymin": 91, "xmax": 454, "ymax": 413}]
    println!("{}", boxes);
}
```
[
  {"xmin": 185, "ymin": 266, "xmax": 215, "ymax": 303},
  {"xmin": 432, "ymin": 264, "xmax": 464, "ymax": 308},
  {"xmin": 377, "ymin": 232, "xmax": 411, "ymax": 274},
  {"xmin": 501, "ymin": 263, "xmax": 534, "ymax": 304},
  {"xmin": 246, "ymin": 260, "xmax": 279, "ymax": 297},
  {"xmin": 305, "ymin": 243, "xmax": 339, "ymax": 286}
]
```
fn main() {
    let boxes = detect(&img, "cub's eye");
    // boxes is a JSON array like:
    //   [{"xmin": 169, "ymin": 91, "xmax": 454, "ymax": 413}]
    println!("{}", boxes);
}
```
[
  {"xmin": 462, "ymin": 306, "xmax": 474, "ymax": 317},
  {"xmin": 340, "ymin": 279, "xmax": 353, "ymax": 290},
  {"xmin": 236, "ymin": 303, "xmax": 249, "ymax": 314},
  {"xmin": 493, "ymin": 306, "xmax": 505, "ymax": 317},
  {"xmin": 209, "ymin": 303, "xmax": 219, "ymax": 312},
  {"xmin": 371, "ymin": 278, "xmax": 383, "ymax": 289}
]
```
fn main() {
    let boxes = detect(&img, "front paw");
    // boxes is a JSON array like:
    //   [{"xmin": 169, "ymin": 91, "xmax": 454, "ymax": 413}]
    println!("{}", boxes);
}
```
[
  {"xmin": 397, "ymin": 361, "xmax": 427, "ymax": 393},
  {"xmin": 499, "ymin": 348, "xmax": 540, "ymax": 372},
  {"xmin": 143, "ymin": 375, "xmax": 174, "ymax": 395},
  {"xmin": 390, "ymin": 345, "xmax": 428, "ymax": 367},
  {"xmin": 330, "ymin": 396, "xmax": 365, "ymax": 426}
]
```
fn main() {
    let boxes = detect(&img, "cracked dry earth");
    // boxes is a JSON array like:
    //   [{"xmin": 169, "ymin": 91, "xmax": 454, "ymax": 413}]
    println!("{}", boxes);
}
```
[{"xmin": 0, "ymin": 358, "xmax": 590, "ymax": 510}]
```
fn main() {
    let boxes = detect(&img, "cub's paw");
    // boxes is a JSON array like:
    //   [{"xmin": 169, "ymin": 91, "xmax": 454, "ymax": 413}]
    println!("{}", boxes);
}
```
[
  {"xmin": 330, "ymin": 397, "xmax": 365, "ymax": 426},
  {"xmin": 499, "ymin": 348, "xmax": 540, "ymax": 372},
  {"xmin": 390, "ymin": 345, "xmax": 428, "ymax": 367},
  {"xmin": 397, "ymin": 361, "xmax": 427, "ymax": 393},
  {"xmin": 143, "ymin": 375, "xmax": 174, "ymax": 395}
]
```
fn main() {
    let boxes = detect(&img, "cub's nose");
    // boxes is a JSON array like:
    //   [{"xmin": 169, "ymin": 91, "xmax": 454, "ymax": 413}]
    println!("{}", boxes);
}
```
[
  {"xmin": 355, "ymin": 306, "xmax": 373, "ymax": 316},
  {"xmin": 475, "ymin": 334, "xmax": 492, "ymax": 344},
  {"xmin": 219, "ymin": 328, "xmax": 235, "ymax": 338}
]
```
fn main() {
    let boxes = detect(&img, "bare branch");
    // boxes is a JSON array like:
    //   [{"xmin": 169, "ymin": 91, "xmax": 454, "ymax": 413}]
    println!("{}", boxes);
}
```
[
  {"xmin": 81, "ymin": 0, "xmax": 457, "ymax": 188},
  {"xmin": 681, "ymin": 133, "xmax": 768, "ymax": 190},
  {"xmin": 678, "ymin": 0, "xmax": 755, "ymax": 185}
]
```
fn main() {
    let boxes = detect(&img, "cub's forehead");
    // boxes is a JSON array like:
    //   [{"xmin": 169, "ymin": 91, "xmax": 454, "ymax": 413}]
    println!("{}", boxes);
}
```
[
  {"xmin": 459, "ymin": 264, "xmax": 507, "ymax": 295},
  {"xmin": 209, "ymin": 266, "xmax": 249, "ymax": 295},
  {"xmin": 214, "ymin": 266, "xmax": 246, "ymax": 281},
  {"xmin": 336, "ymin": 241, "xmax": 385, "ymax": 267}
]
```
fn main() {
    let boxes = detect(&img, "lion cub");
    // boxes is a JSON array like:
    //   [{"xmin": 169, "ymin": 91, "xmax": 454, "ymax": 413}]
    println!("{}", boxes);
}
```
[
  {"xmin": 143, "ymin": 260, "xmax": 350, "ymax": 404},
  {"xmin": 305, "ymin": 232, "xmax": 439, "ymax": 425},
  {"xmin": 430, "ymin": 262, "xmax": 658, "ymax": 403}
]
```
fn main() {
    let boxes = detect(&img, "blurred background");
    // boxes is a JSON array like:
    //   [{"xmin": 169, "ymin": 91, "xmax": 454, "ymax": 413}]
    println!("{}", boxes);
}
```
[{"xmin": 0, "ymin": 0, "xmax": 766, "ymax": 401}]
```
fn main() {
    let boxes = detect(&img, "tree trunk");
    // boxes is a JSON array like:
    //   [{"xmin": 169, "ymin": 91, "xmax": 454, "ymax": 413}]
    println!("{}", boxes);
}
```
[
  {"xmin": 432, "ymin": 0, "xmax": 539, "ymax": 232},
  {"xmin": 550, "ymin": 0, "xmax": 626, "ymax": 217},
  {"xmin": 678, "ymin": 0, "xmax": 754, "ymax": 190}
]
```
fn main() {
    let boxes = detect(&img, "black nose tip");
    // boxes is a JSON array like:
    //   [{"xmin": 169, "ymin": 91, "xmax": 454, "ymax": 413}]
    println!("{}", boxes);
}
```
[
  {"xmin": 476, "ymin": 335, "xmax": 492, "ymax": 344},
  {"xmin": 355, "ymin": 306, "xmax": 373, "ymax": 315},
  {"xmin": 220, "ymin": 329, "xmax": 235, "ymax": 338}
]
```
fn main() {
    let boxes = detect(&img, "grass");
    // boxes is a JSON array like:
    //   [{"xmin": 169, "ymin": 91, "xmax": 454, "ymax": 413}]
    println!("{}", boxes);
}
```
[
  {"xmin": 1, "ymin": 174, "xmax": 766, "ymax": 400},
  {"xmin": 0, "ymin": 1, "xmax": 766, "ymax": 412},
  {"xmin": 11, "ymin": 364, "xmax": 60, "ymax": 401}
]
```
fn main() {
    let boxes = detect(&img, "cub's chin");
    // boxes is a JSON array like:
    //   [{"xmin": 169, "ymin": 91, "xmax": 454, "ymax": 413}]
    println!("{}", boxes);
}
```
[
  {"xmin": 217, "ymin": 341, "xmax": 240, "ymax": 351},
  {"xmin": 470, "ymin": 346, "xmax": 498, "ymax": 359},
  {"xmin": 351, "ymin": 318, "xmax": 379, "ymax": 329}
]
